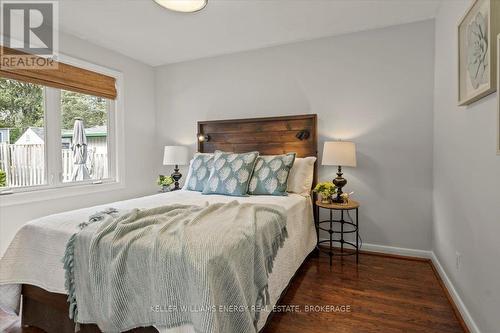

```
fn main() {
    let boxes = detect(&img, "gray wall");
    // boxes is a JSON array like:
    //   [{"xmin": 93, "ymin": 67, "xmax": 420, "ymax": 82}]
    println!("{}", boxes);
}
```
[
  {"xmin": 0, "ymin": 32, "xmax": 158, "ymax": 256},
  {"xmin": 155, "ymin": 20, "xmax": 436, "ymax": 251},
  {"xmin": 433, "ymin": 2, "xmax": 500, "ymax": 332}
]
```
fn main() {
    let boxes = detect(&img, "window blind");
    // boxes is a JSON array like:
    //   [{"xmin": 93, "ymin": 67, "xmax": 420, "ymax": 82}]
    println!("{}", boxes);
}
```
[{"xmin": 0, "ymin": 46, "xmax": 117, "ymax": 100}]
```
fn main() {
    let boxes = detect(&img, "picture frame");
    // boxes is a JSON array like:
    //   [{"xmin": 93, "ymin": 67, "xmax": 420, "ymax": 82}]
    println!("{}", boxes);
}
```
[
  {"xmin": 458, "ymin": 0, "xmax": 500, "ymax": 106},
  {"xmin": 497, "ymin": 34, "xmax": 500, "ymax": 154}
]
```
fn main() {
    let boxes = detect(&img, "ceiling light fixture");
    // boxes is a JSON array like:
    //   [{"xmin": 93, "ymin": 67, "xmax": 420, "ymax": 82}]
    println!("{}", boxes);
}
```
[{"xmin": 154, "ymin": 0, "xmax": 207, "ymax": 13}]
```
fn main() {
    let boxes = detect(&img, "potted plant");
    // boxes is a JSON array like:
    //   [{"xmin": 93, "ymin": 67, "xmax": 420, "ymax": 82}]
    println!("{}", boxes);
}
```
[
  {"xmin": 313, "ymin": 182, "xmax": 337, "ymax": 204},
  {"xmin": 0, "ymin": 170, "xmax": 6, "ymax": 188},
  {"xmin": 157, "ymin": 175, "xmax": 174, "ymax": 192}
]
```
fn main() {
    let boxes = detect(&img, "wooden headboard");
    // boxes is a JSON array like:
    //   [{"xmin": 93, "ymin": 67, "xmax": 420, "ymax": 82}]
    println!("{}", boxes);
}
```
[{"xmin": 197, "ymin": 114, "xmax": 318, "ymax": 186}]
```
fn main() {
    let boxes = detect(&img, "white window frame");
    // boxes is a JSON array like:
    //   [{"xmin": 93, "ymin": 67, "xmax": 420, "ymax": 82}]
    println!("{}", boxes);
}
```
[{"xmin": 0, "ymin": 53, "xmax": 125, "ymax": 207}]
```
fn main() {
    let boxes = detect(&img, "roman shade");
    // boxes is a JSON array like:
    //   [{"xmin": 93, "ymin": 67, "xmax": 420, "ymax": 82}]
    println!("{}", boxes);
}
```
[{"xmin": 0, "ymin": 46, "xmax": 117, "ymax": 100}]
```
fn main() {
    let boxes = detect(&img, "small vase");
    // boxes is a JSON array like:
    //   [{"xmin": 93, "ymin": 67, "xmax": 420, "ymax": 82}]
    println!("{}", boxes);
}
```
[
  {"xmin": 161, "ymin": 185, "xmax": 171, "ymax": 193},
  {"xmin": 321, "ymin": 195, "xmax": 332, "ymax": 204}
]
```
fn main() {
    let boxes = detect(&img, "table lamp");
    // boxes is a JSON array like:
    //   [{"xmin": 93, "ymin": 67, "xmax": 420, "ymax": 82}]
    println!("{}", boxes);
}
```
[
  {"xmin": 163, "ymin": 146, "xmax": 189, "ymax": 190},
  {"xmin": 322, "ymin": 141, "xmax": 357, "ymax": 203}
]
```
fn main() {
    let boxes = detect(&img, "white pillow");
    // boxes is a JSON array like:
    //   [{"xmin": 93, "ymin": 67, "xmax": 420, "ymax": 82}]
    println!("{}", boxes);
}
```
[
  {"xmin": 287, "ymin": 157, "xmax": 317, "ymax": 195},
  {"xmin": 181, "ymin": 158, "xmax": 194, "ymax": 190}
]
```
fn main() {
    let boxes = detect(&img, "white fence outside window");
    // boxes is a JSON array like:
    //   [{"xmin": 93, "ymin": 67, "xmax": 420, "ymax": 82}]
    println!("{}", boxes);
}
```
[{"xmin": 0, "ymin": 143, "xmax": 107, "ymax": 187}]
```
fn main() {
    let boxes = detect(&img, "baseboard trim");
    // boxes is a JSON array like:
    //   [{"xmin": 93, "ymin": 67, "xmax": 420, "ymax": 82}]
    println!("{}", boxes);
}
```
[
  {"xmin": 361, "ymin": 242, "xmax": 432, "ymax": 259},
  {"xmin": 430, "ymin": 252, "xmax": 480, "ymax": 333},
  {"xmin": 318, "ymin": 239, "xmax": 477, "ymax": 333},
  {"xmin": 318, "ymin": 238, "xmax": 432, "ymax": 259}
]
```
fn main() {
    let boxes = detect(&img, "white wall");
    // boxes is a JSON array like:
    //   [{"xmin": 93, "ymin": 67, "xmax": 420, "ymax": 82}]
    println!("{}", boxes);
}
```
[
  {"xmin": 0, "ymin": 7, "xmax": 496, "ymax": 330},
  {"xmin": 0, "ymin": 32, "xmax": 158, "ymax": 255},
  {"xmin": 156, "ymin": 20, "xmax": 436, "ymax": 251},
  {"xmin": 433, "ymin": 2, "xmax": 500, "ymax": 332}
]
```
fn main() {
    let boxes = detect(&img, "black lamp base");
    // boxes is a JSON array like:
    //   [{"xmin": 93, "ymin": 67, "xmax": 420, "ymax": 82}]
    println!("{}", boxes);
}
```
[
  {"xmin": 171, "ymin": 164, "xmax": 182, "ymax": 191},
  {"xmin": 332, "ymin": 165, "xmax": 347, "ymax": 203}
]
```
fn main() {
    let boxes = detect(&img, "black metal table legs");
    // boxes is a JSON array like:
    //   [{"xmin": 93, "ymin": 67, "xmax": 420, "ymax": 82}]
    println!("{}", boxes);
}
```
[{"xmin": 316, "ymin": 206, "xmax": 359, "ymax": 266}]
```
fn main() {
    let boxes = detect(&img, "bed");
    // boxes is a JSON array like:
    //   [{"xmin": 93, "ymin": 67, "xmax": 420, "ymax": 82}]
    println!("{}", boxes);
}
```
[{"xmin": 0, "ymin": 114, "xmax": 318, "ymax": 333}]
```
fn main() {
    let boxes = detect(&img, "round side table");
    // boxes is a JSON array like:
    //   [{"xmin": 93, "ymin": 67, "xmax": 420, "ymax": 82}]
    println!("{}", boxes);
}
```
[{"xmin": 315, "ymin": 199, "xmax": 360, "ymax": 266}]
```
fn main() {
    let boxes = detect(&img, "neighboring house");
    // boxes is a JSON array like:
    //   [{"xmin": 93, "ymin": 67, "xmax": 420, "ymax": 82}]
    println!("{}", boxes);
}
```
[
  {"xmin": 0, "ymin": 128, "xmax": 10, "ymax": 143},
  {"xmin": 61, "ymin": 126, "xmax": 108, "ymax": 153},
  {"xmin": 15, "ymin": 126, "xmax": 107, "ymax": 153},
  {"xmin": 14, "ymin": 127, "xmax": 44, "ymax": 145}
]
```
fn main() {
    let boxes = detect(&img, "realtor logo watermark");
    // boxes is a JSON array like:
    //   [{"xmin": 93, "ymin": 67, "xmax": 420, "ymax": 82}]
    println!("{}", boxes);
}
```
[{"xmin": 0, "ymin": 0, "xmax": 58, "ymax": 69}]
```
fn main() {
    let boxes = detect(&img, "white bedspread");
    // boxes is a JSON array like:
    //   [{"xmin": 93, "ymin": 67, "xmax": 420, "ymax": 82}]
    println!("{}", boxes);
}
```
[{"xmin": 0, "ymin": 190, "xmax": 316, "ymax": 332}]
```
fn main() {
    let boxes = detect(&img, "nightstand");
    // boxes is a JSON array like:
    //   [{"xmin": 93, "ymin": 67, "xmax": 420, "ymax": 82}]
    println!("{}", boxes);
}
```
[{"xmin": 315, "ymin": 200, "xmax": 360, "ymax": 266}]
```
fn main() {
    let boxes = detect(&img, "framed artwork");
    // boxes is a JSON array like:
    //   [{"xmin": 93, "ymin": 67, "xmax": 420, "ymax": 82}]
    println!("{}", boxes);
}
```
[
  {"xmin": 458, "ymin": 0, "xmax": 500, "ymax": 106},
  {"xmin": 497, "ymin": 34, "xmax": 500, "ymax": 154}
]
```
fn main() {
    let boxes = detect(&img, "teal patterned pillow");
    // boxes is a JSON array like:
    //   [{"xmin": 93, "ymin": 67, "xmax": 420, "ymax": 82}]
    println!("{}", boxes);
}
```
[
  {"xmin": 202, "ymin": 151, "xmax": 259, "ymax": 196},
  {"xmin": 184, "ymin": 153, "xmax": 214, "ymax": 192},
  {"xmin": 248, "ymin": 153, "xmax": 296, "ymax": 196}
]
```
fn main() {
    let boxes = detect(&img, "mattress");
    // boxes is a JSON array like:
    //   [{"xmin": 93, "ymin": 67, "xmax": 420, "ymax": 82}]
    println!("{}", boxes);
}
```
[{"xmin": 0, "ymin": 190, "xmax": 317, "ymax": 332}]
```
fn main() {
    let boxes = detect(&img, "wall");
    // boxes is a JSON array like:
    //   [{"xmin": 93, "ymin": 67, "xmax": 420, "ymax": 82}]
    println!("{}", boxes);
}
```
[
  {"xmin": 155, "ymin": 20, "xmax": 436, "ymax": 251},
  {"xmin": 433, "ymin": 2, "xmax": 500, "ymax": 332},
  {"xmin": 0, "ymin": 32, "xmax": 158, "ymax": 256},
  {"xmin": 0, "ymin": 7, "xmax": 496, "ymax": 330}
]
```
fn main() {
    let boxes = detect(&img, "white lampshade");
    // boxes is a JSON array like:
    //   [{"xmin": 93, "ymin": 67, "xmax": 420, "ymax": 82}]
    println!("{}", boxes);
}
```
[
  {"xmin": 322, "ymin": 141, "xmax": 357, "ymax": 167},
  {"xmin": 163, "ymin": 146, "xmax": 189, "ymax": 166}
]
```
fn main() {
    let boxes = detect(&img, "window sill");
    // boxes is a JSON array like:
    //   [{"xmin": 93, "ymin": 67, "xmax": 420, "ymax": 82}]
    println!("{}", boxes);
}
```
[{"xmin": 0, "ymin": 181, "xmax": 125, "ymax": 207}]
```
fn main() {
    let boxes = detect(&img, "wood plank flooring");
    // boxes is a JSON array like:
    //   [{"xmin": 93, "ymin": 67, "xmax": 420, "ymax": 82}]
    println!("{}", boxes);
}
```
[
  {"xmin": 263, "ymin": 253, "xmax": 466, "ymax": 333},
  {"xmin": 2, "ymin": 252, "xmax": 466, "ymax": 333}
]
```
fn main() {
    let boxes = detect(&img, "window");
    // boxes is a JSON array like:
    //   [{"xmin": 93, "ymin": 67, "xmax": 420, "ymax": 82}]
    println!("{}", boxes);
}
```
[
  {"xmin": 61, "ymin": 90, "xmax": 110, "ymax": 183},
  {"xmin": 61, "ymin": 138, "xmax": 71, "ymax": 150},
  {"xmin": 0, "ymin": 77, "xmax": 116, "ymax": 191},
  {"xmin": 0, "ymin": 78, "xmax": 46, "ymax": 188}
]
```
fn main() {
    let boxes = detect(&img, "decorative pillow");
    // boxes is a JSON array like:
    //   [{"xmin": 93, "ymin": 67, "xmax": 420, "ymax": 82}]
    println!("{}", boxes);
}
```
[
  {"xmin": 247, "ymin": 153, "xmax": 296, "ymax": 196},
  {"xmin": 287, "ymin": 157, "xmax": 317, "ymax": 195},
  {"xmin": 183, "ymin": 153, "xmax": 214, "ymax": 192},
  {"xmin": 202, "ymin": 151, "xmax": 259, "ymax": 196}
]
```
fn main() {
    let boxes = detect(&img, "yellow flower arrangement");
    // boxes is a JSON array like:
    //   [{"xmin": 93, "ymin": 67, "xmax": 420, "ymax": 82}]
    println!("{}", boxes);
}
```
[{"xmin": 313, "ymin": 182, "xmax": 337, "ymax": 202}]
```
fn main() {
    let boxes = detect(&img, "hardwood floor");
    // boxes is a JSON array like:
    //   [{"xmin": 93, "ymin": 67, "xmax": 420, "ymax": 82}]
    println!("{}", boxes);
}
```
[
  {"xmin": 2, "ymin": 252, "xmax": 466, "ymax": 333},
  {"xmin": 262, "ymin": 253, "xmax": 466, "ymax": 333}
]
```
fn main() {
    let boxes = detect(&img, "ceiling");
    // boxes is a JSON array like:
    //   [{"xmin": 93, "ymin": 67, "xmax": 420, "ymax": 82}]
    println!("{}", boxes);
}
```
[{"xmin": 57, "ymin": 0, "xmax": 441, "ymax": 67}]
